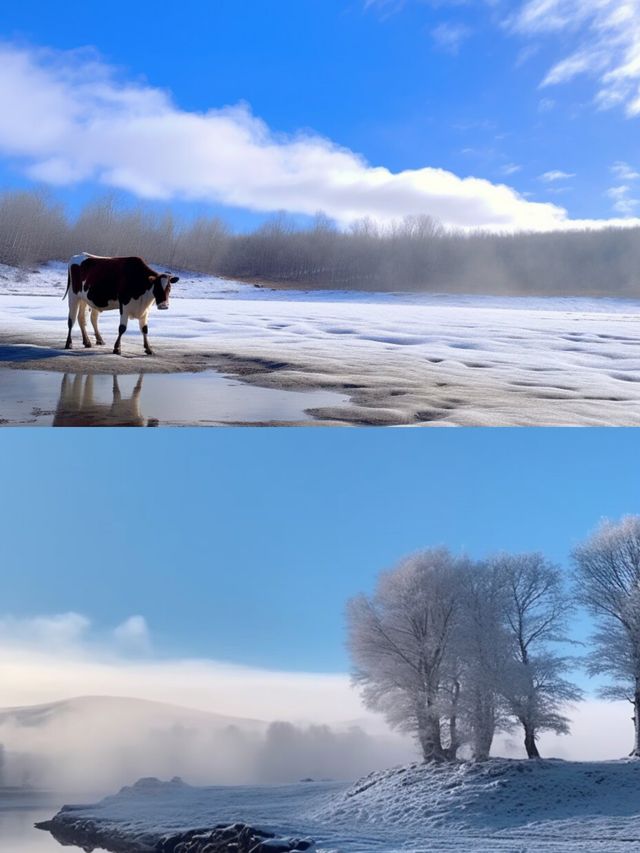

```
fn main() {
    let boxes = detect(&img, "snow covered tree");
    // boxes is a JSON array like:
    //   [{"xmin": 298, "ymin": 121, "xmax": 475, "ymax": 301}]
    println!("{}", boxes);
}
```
[
  {"xmin": 347, "ymin": 549, "xmax": 468, "ymax": 762},
  {"xmin": 493, "ymin": 553, "xmax": 580, "ymax": 758},
  {"xmin": 573, "ymin": 516, "xmax": 640, "ymax": 757}
]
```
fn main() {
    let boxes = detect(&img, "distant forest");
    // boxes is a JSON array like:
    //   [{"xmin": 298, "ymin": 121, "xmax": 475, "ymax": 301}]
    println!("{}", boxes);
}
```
[{"xmin": 1, "ymin": 189, "xmax": 639, "ymax": 297}]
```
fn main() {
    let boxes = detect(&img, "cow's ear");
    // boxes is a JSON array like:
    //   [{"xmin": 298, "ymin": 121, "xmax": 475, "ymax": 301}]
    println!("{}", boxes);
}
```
[
  {"xmin": 170, "ymin": 276, "xmax": 179, "ymax": 284},
  {"xmin": 148, "ymin": 275, "xmax": 157, "ymax": 282}
]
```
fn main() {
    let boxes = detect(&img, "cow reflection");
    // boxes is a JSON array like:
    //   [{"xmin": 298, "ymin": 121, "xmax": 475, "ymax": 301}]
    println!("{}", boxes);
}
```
[{"xmin": 53, "ymin": 374, "xmax": 158, "ymax": 427}]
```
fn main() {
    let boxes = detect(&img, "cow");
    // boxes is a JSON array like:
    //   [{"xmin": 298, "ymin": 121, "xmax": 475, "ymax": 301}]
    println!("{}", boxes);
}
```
[{"xmin": 63, "ymin": 253, "xmax": 179, "ymax": 355}]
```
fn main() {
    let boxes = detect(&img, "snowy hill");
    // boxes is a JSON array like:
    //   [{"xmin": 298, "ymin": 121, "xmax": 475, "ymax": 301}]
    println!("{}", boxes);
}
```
[
  {"xmin": 311, "ymin": 758, "xmax": 640, "ymax": 839},
  {"xmin": 0, "ymin": 694, "xmax": 266, "ymax": 731},
  {"xmin": 37, "ymin": 760, "xmax": 640, "ymax": 852}
]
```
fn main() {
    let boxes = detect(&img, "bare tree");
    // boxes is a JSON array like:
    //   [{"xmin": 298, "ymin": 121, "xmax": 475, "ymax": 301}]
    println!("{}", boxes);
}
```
[
  {"xmin": 347, "ymin": 550, "xmax": 467, "ymax": 762},
  {"xmin": 573, "ymin": 516, "xmax": 640, "ymax": 757},
  {"xmin": 3, "ymin": 187, "xmax": 640, "ymax": 296},
  {"xmin": 493, "ymin": 553, "xmax": 580, "ymax": 758}
]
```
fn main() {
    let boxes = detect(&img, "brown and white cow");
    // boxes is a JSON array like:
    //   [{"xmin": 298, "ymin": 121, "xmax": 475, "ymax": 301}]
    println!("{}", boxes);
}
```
[{"xmin": 63, "ymin": 253, "xmax": 179, "ymax": 355}]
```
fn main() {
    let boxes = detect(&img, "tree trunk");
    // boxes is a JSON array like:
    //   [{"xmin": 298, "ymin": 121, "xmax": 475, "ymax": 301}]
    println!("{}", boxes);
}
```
[
  {"xmin": 471, "ymin": 695, "xmax": 495, "ymax": 761},
  {"xmin": 472, "ymin": 716, "xmax": 494, "ymax": 761},
  {"xmin": 417, "ymin": 699, "xmax": 445, "ymax": 762},
  {"xmin": 524, "ymin": 724, "xmax": 540, "ymax": 759},
  {"xmin": 630, "ymin": 688, "xmax": 640, "ymax": 757},
  {"xmin": 445, "ymin": 712, "xmax": 459, "ymax": 761},
  {"xmin": 445, "ymin": 680, "xmax": 461, "ymax": 760}
]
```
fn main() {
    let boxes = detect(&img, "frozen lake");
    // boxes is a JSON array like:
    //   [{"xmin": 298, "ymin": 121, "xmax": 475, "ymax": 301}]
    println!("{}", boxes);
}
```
[{"xmin": 0, "ymin": 369, "xmax": 350, "ymax": 426}]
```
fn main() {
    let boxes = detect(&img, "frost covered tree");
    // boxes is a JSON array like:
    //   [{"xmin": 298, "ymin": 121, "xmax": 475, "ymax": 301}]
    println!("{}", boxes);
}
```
[
  {"xmin": 573, "ymin": 516, "xmax": 640, "ymax": 757},
  {"xmin": 457, "ymin": 561, "xmax": 512, "ymax": 760},
  {"xmin": 493, "ymin": 553, "xmax": 580, "ymax": 758},
  {"xmin": 347, "ymin": 549, "xmax": 467, "ymax": 762}
]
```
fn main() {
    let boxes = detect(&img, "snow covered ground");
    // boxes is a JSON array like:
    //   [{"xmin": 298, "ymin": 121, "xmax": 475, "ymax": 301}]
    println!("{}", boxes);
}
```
[
  {"xmin": 38, "ymin": 760, "xmax": 640, "ymax": 852},
  {"xmin": 3, "ymin": 262, "xmax": 640, "ymax": 424}
]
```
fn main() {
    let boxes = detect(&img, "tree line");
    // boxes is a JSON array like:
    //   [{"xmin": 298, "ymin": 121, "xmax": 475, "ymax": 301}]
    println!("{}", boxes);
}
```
[
  {"xmin": 347, "ymin": 515, "xmax": 640, "ymax": 763},
  {"xmin": 1, "ymin": 189, "xmax": 640, "ymax": 297}
]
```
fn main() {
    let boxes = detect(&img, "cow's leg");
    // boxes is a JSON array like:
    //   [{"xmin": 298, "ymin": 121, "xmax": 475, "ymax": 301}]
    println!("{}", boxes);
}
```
[
  {"xmin": 65, "ymin": 295, "xmax": 79, "ymax": 349},
  {"xmin": 77, "ymin": 303, "xmax": 92, "ymax": 348},
  {"xmin": 113, "ymin": 305, "xmax": 128, "ymax": 355},
  {"xmin": 91, "ymin": 309, "xmax": 105, "ymax": 345},
  {"xmin": 139, "ymin": 314, "xmax": 153, "ymax": 355}
]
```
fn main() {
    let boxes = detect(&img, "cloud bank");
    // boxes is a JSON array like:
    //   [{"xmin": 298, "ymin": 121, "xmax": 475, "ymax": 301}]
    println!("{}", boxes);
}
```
[{"xmin": 0, "ymin": 42, "xmax": 637, "ymax": 232}]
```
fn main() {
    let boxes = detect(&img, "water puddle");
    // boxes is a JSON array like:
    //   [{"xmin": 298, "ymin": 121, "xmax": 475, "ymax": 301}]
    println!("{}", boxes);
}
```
[{"xmin": 0, "ymin": 369, "xmax": 350, "ymax": 426}]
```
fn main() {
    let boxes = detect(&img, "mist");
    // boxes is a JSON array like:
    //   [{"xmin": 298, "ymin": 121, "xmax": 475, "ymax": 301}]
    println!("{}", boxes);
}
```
[
  {"xmin": 0, "ymin": 612, "xmax": 634, "ymax": 794},
  {"xmin": 2, "ymin": 189, "xmax": 640, "ymax": 297},
  {"xmin": 0, "ymin": 612, "xmax": 415, "ymax": 792},
  {"xmin": 0, "ymin": 696, "xmax": 415, "ymax": 793}
]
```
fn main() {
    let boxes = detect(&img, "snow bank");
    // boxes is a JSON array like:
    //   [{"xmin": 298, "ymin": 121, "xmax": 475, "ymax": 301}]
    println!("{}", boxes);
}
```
[
  {"xmin": 36, "ymin": 760, "xmax": 640, "ymax": 852},
  {"xmin": 312, "ymin": 758, "xmax": 640, "ymax": 841},
  {"xmin": 37, "ymin": 777, "xmax": 319, "ymax": 853}
]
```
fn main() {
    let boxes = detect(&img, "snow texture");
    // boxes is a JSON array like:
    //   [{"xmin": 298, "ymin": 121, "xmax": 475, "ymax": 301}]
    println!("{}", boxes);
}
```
[
  {"xmin": 39, "ymin": 760, "xmax": 640, "ymax": 852},
  {"xmin": 3, "ymin": 262, "xmax": 640, "ymax": 425}
]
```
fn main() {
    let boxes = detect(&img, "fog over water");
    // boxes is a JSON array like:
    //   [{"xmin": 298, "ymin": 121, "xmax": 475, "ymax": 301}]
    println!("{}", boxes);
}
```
[
  {"xmin": 0, "ymin": 613, "xmax": 415, "ymax": 791},
  {"xmin": 0, "ymin": 696, "xmax": 414, "ymax": 791},
  {"xmin": 0, "ymin": 612, "xmax": 635, "ymax": 796}
]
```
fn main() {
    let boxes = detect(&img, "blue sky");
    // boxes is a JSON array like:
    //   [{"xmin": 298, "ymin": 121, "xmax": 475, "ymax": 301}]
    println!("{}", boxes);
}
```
[
  {"xmin": 1, "ymin": 428, "xmax": 638, "ymax": 674},
  {"xmin": 1, "ymin": 0, "xmax": 639, "ymax": 230}
]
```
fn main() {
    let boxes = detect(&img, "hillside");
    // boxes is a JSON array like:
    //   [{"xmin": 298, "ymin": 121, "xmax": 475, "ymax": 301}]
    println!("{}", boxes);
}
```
[
  {"xmin": 0, "ymin": 694, "xmax": 266, "ymax": 731},
  {"xmin": 311, "ymin": 758, "xmax": 640, "ymax": 841}
]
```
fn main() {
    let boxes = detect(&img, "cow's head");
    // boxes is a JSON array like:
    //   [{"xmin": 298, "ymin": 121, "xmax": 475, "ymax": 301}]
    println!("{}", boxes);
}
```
[{"xmin": 149, "ymin": 273, "xmax": 179, "ymax": 309}]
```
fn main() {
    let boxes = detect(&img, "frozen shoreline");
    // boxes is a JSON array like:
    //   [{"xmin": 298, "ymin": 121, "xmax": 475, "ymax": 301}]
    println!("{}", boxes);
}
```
[
  {"xmin": 3, "ymin": 262, "xmax": 640, "ymax": 425},
  {"xmin": 36, "ymin": 761, "xmax": 640, "ymax": 852}
]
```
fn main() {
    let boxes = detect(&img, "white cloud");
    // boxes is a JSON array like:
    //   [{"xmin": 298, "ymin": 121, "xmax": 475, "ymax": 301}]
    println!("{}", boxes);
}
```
[
  {"xmin": 431, "ymin": 21, "xmax": 472, "ymax": 54},
  {"xmin": 364, "ymin": 0, "xmax": 406, "ymax": 14},
  {"xmin": 0, "ymin": 612, "xmax": 90, "ymax": 648},
  {"xmin": 510, "ymin": 0, "xmax": 640, "ymax": 117},
  {"xmin": 500, "ymin": 163, "xmax": 523, "ymax": 175},
  {"xmin": 539, "ymin": 169, "xmax": 576, "ymax": 181},
  {"xmin": 0, "ymin": 612, "xmax": 370, "ymax": 726},
  {"xmin": 611, "ymin": 159, "xmax": 640, "ymax": 180},
  {"xmin": 0, "ymin": 42, "xmax": 637, "ymax": 233},
  {"xmin": 113, "ymin": 615, "xmax": 152, "ymax": 654},
  {"xmin": 606, "ymin": 183, "xmax": 640, "ymax": 213}
]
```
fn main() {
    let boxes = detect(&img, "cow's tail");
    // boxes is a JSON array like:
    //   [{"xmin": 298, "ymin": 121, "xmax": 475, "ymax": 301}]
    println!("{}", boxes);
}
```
[{"xmin": 63, "ymin": 267, "xmax": 71, "ymax": 301}]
